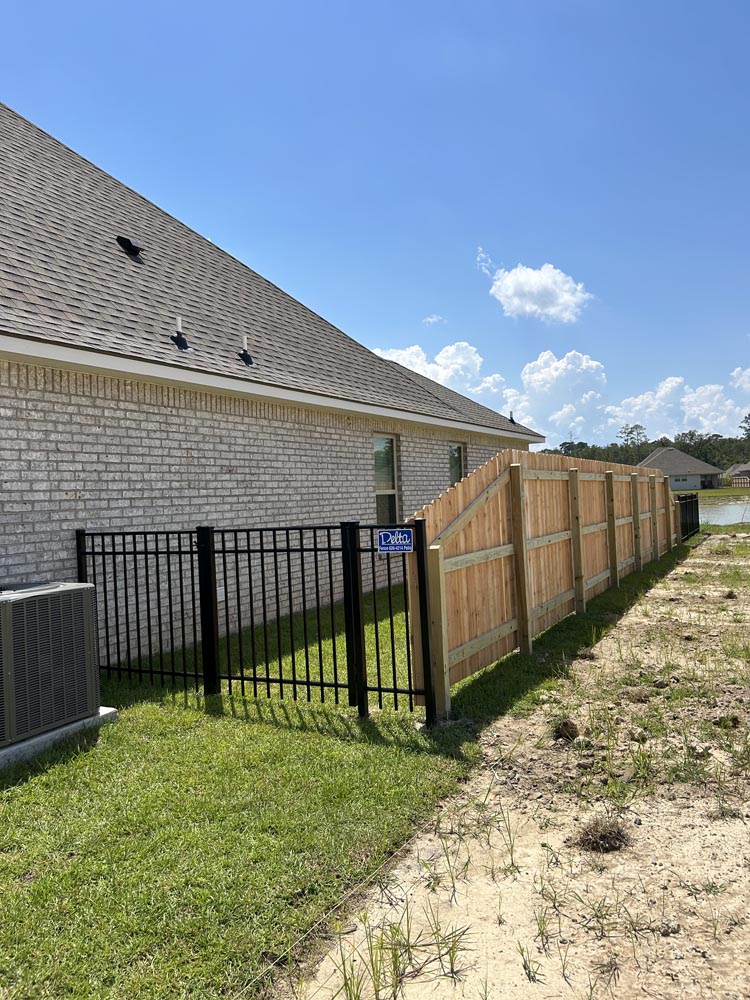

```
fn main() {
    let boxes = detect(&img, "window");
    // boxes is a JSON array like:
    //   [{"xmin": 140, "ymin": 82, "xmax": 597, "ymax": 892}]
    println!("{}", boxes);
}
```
[
  {"xmin": 448, "ymin": 443, "xmax": 466, "ymax": 486},
  {"xmin": 373, "ymin": 435, "xmax": 398, "ymax": 522}
]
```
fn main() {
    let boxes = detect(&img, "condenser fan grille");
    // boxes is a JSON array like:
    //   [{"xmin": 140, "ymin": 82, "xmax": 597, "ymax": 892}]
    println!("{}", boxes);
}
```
[{"xmin": 0, "ymin": 584, "xmax": 99, "ymax": 748}]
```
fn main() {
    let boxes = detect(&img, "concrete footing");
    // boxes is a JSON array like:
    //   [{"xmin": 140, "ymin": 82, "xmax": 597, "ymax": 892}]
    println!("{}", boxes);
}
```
[{"xmin": 0, "ymin": 707, "xmax": 118, "ymax": 771}]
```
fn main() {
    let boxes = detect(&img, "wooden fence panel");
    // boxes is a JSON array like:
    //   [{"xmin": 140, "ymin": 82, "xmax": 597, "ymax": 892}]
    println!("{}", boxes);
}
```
[{"xmin": 408, "ymin": 449, "xmax": 681, "ymax": 716}]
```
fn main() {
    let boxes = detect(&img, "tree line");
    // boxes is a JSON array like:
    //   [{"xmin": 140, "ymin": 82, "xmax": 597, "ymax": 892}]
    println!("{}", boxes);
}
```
[{"xmin": 542, "ymin": 416, "xmax": 750, "ymax": 471}]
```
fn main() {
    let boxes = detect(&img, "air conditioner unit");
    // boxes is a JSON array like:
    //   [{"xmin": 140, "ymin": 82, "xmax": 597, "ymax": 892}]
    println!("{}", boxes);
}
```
[{"xmin": 0, "ymin": 583, "xmax": 100, "ymax": 749}]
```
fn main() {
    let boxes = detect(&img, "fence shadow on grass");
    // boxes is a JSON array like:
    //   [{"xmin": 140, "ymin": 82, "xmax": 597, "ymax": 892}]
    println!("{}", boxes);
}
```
[
  {"xmin": 99, "ymin": 540, "xmax": 699, "ymax": 765},
  {"xmin": 451, "ymin": 539, "xmax": 697, "ymax": 724},
  {"xmin": 106, "ymin": 582, "xmax": 412, "ymax": 706}
]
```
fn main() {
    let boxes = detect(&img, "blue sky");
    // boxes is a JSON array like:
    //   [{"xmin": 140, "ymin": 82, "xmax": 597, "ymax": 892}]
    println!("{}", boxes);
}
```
[{"xmin": 4, "ymin": 0, "xmax": 750, "ymax": 444}]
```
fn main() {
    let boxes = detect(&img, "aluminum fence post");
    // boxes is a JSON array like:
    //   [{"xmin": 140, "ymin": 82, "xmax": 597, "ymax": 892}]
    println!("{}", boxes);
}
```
[
  {"xmin": 196, "ymin": 525, "xmax": 221, "ymax": 696},
  {"xmin": 341, "ymin": 521, "xmax": 368, "ymax": 718},
  {"xmin": 76, "ymin": 528, "xmax": 88, "ymax": 583},
  {"xmin": 413, "ymin": 517, "xmax": 437, "ymax": 726}
]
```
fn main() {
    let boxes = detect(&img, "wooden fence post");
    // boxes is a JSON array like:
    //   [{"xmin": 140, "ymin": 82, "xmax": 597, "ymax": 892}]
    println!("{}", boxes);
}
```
[
  {"xmin": 664, "ymin": 477, "xmax": 673, "ymax": 553},
  {"xmin": 426, "ymin": 543, "xmax": 451, "ymax": 719},
  {"xmin": 568, "ymin": 468, "xmax": 586, "ymax": 614},
  {"xmin": 630, "ymin": 473, "xmax": 643, "ymax": 572},
  {"xmin": 649, "ymin": 474, "xmax": 659, "ymax": 561},
  {"xmin": 605, "ymin": 470, "xmax": 619, "ymax": 588},
  {"xmin": 510, "ymin": 463, "xmax": 533, "ymax": 654}
]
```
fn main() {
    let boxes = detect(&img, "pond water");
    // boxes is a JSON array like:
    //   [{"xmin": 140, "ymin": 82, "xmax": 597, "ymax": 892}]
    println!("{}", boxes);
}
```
[{"xmin": 699, "ymin": 496, "xmax": 750, "ymax": 525}]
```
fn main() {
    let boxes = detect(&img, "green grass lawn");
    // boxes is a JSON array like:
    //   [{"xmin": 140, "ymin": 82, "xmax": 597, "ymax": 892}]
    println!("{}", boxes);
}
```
[
  {"xmin": 701, "ymin": 522, "xmax": 750, "ymax": 534},
  {"xmin": 0, "ymin": 542, "xmax": 696, "ymax": 999},
  {"xmin": 118, "ymin": 583, "xmax": 416, "ymax": 711},
  {"xmin": 697, "ymin": 486, "xmax": 750, "ymax": 498},
  {"xmin": 0, "ymin": 696, "xmax": 469, "ymax": 1000}
]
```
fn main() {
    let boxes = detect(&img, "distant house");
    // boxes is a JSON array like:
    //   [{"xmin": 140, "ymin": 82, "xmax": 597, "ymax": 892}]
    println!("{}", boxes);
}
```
[
  {"xmin": 724, "ymin": 462, "xmax": 750, "ymax": 487},
  {"xmin": 638, "ymin": 448, "xmax": 722, "ymax": 491},
  {"xmin": 0, "ymin": 104, "xmax": 543, "ymax": 587}
]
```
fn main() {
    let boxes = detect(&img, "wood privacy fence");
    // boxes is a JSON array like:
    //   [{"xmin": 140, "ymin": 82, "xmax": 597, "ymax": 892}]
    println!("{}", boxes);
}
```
[{"xmin": 406, "ymin": 449, "xmax": 680, "ymax": 718}]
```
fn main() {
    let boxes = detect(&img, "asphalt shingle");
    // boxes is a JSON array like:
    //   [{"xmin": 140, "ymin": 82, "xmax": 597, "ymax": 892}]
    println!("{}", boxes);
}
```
[
  {"xmin": 0, "ymin": 104, "xmax": 542, "ymax": 441},
  {"xmin": 638, "ymin": 447, "xmax": 722, "ymax": 475}
]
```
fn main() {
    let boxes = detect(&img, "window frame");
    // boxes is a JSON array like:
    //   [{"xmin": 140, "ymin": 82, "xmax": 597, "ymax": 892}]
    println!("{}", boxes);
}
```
[
  {"xmin": 373, "ymin": 433, "xmax": 400, "ymax": 523},
  {"xmin": 448, "ymin": 441, "xmax": 466, "ymax": 486}
]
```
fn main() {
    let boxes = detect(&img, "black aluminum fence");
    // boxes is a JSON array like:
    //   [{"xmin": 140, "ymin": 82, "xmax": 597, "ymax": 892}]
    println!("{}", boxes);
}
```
[
  {"xmin": 76, "ymin": 521, "xmax": 435, "ymax": 723},
  {"xmin": 675, "ymin": 493, "xmax": 700, "ymax": 540}
]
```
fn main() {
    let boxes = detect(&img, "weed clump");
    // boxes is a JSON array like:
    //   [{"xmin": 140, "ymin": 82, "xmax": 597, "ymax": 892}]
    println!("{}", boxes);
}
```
[
  {"xmin": 576, "ymin": 815, "xmax": 630, "ymax": 853},
  {"xmin": 552, "ymin": 717, "xmax": 579, "ymax": 742}
]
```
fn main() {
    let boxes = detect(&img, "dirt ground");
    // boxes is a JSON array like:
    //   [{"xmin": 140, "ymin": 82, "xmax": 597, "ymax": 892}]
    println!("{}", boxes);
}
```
[{"xmin": 297, "ymin": 533, "xmax": 750, "ymax": 1000}]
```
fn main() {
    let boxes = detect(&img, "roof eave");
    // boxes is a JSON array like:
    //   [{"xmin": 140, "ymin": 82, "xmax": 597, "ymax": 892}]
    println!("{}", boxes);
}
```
[{"xmin": 0, "ymin": 331, "xmax": 545, "ymax": 443}]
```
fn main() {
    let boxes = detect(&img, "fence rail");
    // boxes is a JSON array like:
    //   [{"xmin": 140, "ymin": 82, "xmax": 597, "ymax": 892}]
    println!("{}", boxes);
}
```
[
  {"xmin": 77, "ymin": 521, "xmax": 435, "ymax": 722},
  {"xmin": 408, "ymin": 450, "xmax": 682, "ymax": 718}
]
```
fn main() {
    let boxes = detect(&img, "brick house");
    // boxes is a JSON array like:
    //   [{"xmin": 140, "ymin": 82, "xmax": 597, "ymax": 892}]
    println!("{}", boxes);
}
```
[{"xmin": 0, "ymin": 103, "xmax": 542, "ymax": 589}]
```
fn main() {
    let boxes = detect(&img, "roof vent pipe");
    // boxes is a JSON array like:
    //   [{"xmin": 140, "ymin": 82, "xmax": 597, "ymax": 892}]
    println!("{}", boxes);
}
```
[
  {"xmin": 170, "ymin": 315, "xmax": 192, "ymax": 352},
  {"xmin": 238, "ymin": 334, "xmax": 255, "ymax": 367}
]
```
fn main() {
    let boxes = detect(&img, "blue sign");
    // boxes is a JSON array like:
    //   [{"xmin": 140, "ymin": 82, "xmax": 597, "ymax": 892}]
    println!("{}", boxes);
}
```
[{"xmin": 377, "ymin": 527, "xmax": 414, "ymax": 554}]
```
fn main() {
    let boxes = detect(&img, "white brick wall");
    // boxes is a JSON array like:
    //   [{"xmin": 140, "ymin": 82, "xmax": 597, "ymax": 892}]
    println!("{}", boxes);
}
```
[{"xmin": 0, "ymin": 359, "xmax": 527, "ymax": 586}]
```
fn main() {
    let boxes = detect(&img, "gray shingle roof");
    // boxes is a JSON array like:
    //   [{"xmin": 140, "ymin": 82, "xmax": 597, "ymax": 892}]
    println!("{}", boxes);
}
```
[
  {"xmin": 0, "ymin": 104, "xmax": 542, "ymax": 441},
  {"xmin": 638, "ymin": 447, "xmax": 723, "ymax": 475},
  {"xmin": 725, "ymin": 462, "xmax": 750, "ymax": 477}
]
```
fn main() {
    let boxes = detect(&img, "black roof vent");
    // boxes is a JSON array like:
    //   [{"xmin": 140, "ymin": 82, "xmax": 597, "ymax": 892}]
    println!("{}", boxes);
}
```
[
  {"xmin": 116, "ymin": 235, "xmax": 145, "ymax": 259},
  {"xmin": 238, "ymin": 335, "xmax": 256, "ymax": 368},
  {"xmin": 170, "ymin": 316, "xmax": 193, "ymax": 352},
  {"xmin": 171, "ymin": 332, "xmax": 191, "ymax": 352}
]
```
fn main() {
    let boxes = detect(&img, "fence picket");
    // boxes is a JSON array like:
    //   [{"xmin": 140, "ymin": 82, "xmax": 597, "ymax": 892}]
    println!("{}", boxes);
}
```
[
  {"xmin": 631, "ymin": 473, "xmax": 643, "ymax": 572},
  {"xmin": 605, "ymin": 471, "xmax": 619, "ymax": 589},
  {"xmin": 568, "ymin": 468, "xmax": 586, "ymax": 614}
]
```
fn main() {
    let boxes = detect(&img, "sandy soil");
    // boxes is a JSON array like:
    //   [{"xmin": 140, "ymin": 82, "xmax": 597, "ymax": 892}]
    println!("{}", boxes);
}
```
[{"xmin": 296, "ymin": 533, "xmax": 750, "ymax": 1000}]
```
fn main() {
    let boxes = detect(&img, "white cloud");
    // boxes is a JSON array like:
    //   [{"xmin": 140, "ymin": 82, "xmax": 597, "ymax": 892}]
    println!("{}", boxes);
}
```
[
  {"xmin": 604, "ymin": 377, "xmax": 686, "ymax": 437},
  {"xmin": 549, "ymin": 403, "xmax": 577, "ymax": 426},
  {"xmin": 603, "ymin": 376, "xmax": 745, "ymax": 439},
  {"xmin": 422, "ymin": 314, "xmax": 445, "ymax": 325},
  {"xmin": 680, "ymin": 384, "xmax": 745, "ymax": 435},
  {"xmin": 500, "ymin": 350, "xmax": 607, "ymax": 440},
  {"xmin": 374, "ymin": 335, "xmax": 749, "ymax": 446},
  {"xmin": 520, "ymin": 350, "xmax": 606, "ymax": 395},
  {"xmin": 487, "ymin": 262, "xmax": 592, "ymax": 323},
  {"xmin": 469, "ymin": 373, "xmax": 505, "ymax": 395},
  {"xmin": 374, "ymin": 341, "xmax": 499, "ymax": 390},
  {"xmin": 475, "ymin": 246, "xmax": 494, "ymax": 277},
  {"xmin": 730, "ymin": 367, "xmax": 750, "ymax": 393}
]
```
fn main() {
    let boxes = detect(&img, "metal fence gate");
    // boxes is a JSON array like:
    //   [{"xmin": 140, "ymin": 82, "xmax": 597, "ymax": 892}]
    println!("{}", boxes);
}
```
[
  {"xmin": 674, "ymin": 493, "xmax": 700, "ymax": 541},
  {"xmin": 77, "ymin": 521, "xmax": 435, "ymax": 723}
]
